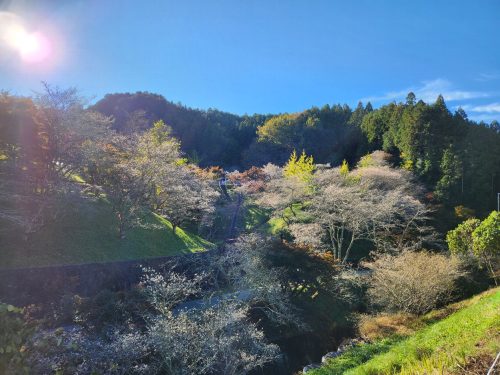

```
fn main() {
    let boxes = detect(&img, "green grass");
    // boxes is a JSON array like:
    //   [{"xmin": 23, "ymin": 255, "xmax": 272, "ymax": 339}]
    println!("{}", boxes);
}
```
[
  {"xmin": 267, "ymin": 202, "xmax": 310, "ymax": 235},
  {"xmin": 0, "ymin": 194, "xmax": 214, "ymax": 269},
  {"xmin": 310, "ymin": 288, "xmax": 500, "ymax": 375},
  {"xmin": 240, "ymin": 202, "xmax": 306, "ymax": 235},
  {"xmin": 239, "ymin": 200, "xmax": 314, "ymax": 236},
  {"xmin": 309, "ymin": 337, "xmax": 404, "ymax": 375},
  {"xmin": 242, "ymin": 204, "xmax": 271, "ymax": 231}
]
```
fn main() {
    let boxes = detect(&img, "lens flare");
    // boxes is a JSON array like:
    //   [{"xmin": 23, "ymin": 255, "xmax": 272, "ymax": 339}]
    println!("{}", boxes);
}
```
[{"xmin": 0, "ymin": 12, "xmax": 53, "ymax": 64}]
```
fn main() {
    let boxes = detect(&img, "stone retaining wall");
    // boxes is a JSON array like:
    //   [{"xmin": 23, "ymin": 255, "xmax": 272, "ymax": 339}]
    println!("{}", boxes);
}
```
[{"xmin": 0, "ymin": 251, "xmax": 213, "ymax": 306}]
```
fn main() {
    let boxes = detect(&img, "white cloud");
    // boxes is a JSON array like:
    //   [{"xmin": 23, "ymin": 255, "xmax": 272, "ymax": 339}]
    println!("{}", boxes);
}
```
[
  {"xmin": 362, "ymin": 78, "xmax": 489, "ymax": 103},
  {"xmin": 467, "ymin": 113, "xmax": 499, "ymax": 123},
  {"xmin": 460, "ymin": 102, "xmax": 500, "ymax": 113},
  {"xmin": 476, "ymin": 72, "xmax": 500, "ymax": 82}
]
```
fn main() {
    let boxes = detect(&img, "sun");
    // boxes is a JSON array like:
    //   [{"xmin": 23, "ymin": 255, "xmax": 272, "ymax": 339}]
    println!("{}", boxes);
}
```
[
  {"xmin": 1, "ymin": 12, "xmax": 52, "ymax": 64},
  {"xmin": 5, "ymin": 24, "xmax": 51, "ymax": 64}
]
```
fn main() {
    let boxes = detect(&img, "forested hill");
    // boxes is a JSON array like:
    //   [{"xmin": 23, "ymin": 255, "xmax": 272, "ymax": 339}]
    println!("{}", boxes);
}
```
[
  {"xmin": 92, "ymin": 92, "xmax": 500, "ymax": 215},
  {"xmin": 360, "ymin": 95, "xmax": 500, "ymax": 213},
  {"xmin": 91, "ymin": 92, "xmax": 272, "ymax": 167},
  {"xmin": 91, "ymin": 92, "xmax": 370, "ymax": 168},
  {"xmin": 2, "ymin": 90, "xmax": 499, "ymax": 216}
]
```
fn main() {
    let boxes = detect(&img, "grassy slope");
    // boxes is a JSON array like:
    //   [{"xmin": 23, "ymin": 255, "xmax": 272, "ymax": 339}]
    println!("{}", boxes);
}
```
[
  {"xmin": 267, "ymin": 203, "xmax": 310, "ymax": 234},
  {"xmin": 0, "ymin": 194, "xmax": 213, "ymax": 269},
  {"xmin": 310, "ymin": 287, "xmax": 500, "ymax": 375},
  {"xmin": 242, "ymin": 203, "xmax": 309, "ymax": 235},
  {"xmin": 242, "ymin": 204, "xmax": 271, "ymax": 232}
]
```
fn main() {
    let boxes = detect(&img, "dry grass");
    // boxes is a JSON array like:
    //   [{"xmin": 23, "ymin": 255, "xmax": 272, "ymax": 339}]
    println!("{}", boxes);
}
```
[
  {"xmin": 455, "ymin": 353, "xmax": 499, "ymax": 375},
  {"xmin": 358, "ymin": 287, "xmax": 500, "ymax": 342},
  {"xmin": 310, "ymin": 288, "xmax": 500, "ymax": 375},
  {"xmin": 357, "ymin": 313, "xmax": 420, "ymax": 340},
  {"xmin": 453, "ymin": 326, "xmax": 500, "ymax": 374}
]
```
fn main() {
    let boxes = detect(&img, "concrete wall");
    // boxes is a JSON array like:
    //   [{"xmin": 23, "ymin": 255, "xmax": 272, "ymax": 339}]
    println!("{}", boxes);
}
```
[{"xmin": 0, "ymin": 251, "xmax": 212, "ymax": 306}]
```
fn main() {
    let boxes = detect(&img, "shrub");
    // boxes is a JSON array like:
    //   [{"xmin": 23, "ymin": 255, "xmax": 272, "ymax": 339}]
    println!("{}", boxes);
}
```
[
  {"xmin": 454, "ymin": 205, "xmax": 475, "ymax": 220},
  {"xmin": 27, "ymin": 327, "xmax": 152, "ymax": 374},
  {"xmin": 446, "ymin": 218, "xmax": 480, "ymax": 257},
  {"xmin": 448, "ymin": 211, "xmax": 500, "ymax": 286},
  {"xmin": 472, "ymin": 211, "xmax": 500, "ymax": 285},
  {"xmin": 0, "ymin": 303, "xmax": 32, "ymax": 374},
  {"xmin": 366, "ymin": 251, "xmax": 464, "ymax": 315}
]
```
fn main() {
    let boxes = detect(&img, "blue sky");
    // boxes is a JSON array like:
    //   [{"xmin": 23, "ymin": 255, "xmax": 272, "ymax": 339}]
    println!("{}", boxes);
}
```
[{"xmin": 0, "ymin": 0, "xmax": 499, "ymax": 122}]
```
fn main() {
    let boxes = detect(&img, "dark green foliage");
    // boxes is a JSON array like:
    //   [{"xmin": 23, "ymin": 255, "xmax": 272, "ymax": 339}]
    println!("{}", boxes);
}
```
[
  {"xmin": 264, "ymin": 242, "xmax": 364, "ymax": 338},
  {"xmin": 0, "ymin": 303, "xmax": 32, "ymax": 374},
  {"xmin": 91, "ymin": 93, "xmax": 373, "ymax": 168},
  {"xmin": 435, "ymin": 145, "xmax": 463, "ymax": 203},
  {"xmin": 91, "ymin": 92, "xmax": 272, "ymax": 167},
  {"xmin": 252, "ymin": 104, "xmax": 369, "ymax": 167},
  {"xmin": 360, "ymin": 95, "xmax": 500, "ymax": 216}
]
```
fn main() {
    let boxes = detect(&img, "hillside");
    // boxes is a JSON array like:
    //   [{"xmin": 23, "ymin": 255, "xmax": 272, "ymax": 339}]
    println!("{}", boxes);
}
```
[
  {"xmin": 309, "ymin": 287, "xmax": 500, "ymax": 375},
  {"xmin": 0, "ymin": 190, "xmax": 213, "ymax": 269},
  {"xmin": 91, "ymin": 92, "xmax": 500, "ymax": 217},
  {"xmin": 2, "ymin": 3, "xmax": 500, "ymax": 375},
  {"xmin": 91, "ymin": 92, "xmax": 271, "ymax": 167}
]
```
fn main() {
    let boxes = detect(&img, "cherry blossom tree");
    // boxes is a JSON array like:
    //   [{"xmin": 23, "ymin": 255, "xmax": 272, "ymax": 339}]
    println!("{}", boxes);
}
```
[{"xmin": 290, "ymin": 164, "xmax": 434, "ymax": 263}]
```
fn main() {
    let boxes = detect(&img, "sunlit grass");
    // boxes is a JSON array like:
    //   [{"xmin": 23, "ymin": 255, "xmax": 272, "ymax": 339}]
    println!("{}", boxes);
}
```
[
  {"xmin": 267, "ymin": 202, "xmax": 310, "ymax": 234},
  {"xmin": 240, "ymin": 201, "xmax": 313, "ymax": 236},
  {"xmin": 0, "ymin": 194, "xmax": 213, "ymax": 269},
  {"xmin": 310, "ymin": 287, "xmax": 500, "ymax": 375},
  {"xmin": 242, "ymin": 204, "xmax": 270, "ymax": 231},
  {"xmin": 309, "ymin": 336, "xmax": 404, "ymax": 375},
  {"xmin": 69, "ymin": 173, "xmax": 85, "ymax": 183}
]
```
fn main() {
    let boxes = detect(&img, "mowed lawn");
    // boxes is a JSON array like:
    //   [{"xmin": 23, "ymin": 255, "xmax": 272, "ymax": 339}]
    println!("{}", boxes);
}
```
[
  {"xmin": 310, "ymin": 287, "xmax": 500, "ymax": 375},
  {"xmin": 0, "ymin": 194, "xmax": 213, "ymax": 269}
]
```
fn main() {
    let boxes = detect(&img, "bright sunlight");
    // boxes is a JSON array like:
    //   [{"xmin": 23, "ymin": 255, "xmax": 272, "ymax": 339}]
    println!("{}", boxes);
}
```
[{"xmin": 0, "ymin": 11, "xmax": 52, "ymax": 64}]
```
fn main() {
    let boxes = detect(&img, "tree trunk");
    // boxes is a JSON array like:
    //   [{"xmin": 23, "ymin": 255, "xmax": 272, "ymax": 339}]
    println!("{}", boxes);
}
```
[
  {"xmin": 342, "ymin": 234, "xmax": 356, "ymax": 264},
  {"xmin": 485, "ymin": 257, "xmax": 498, "ymax": 286},
  {"xmin": 118, "ymin": 214, "xmax": 126, "ymax": 239}
]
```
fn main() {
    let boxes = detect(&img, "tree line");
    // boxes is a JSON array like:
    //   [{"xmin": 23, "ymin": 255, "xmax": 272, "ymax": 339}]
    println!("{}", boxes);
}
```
[
  {"xmin": 2, "ymin": 86, "xmax": 499, "ymax": 239},
  {"xmin": 0, "ymin": 85, "xmax": 219, "ymax": 241},
  {"xmin": 91, "ymin": 91, "xmax": 500, "ymax": 218},
  {"xmin": 1, "ymin": 85, "xmax": 499, "ymax": 374}
]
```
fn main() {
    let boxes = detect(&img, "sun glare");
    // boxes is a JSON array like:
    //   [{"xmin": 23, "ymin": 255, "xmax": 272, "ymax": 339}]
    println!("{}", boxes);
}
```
[{"xmin": 0, "ymin": 12, "xmax": 53, "ymax": 64}]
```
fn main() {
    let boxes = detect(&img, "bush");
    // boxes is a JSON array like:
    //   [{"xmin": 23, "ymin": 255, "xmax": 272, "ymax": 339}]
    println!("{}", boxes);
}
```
[
  {"xmin": 366, "ymin": 251, "xmax": 465, "ymax": 315},
  {"xmin": 447, "ymin": 211, "xmax": 500, "ymax": 286},
  {"xmin": 0, "ymin": 303, "xmax": 32, "ymax": 374}
]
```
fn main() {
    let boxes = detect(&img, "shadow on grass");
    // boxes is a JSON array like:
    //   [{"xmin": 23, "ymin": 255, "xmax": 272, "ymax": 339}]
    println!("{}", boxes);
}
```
[{"xmin": 0, "ymin": 196, "xmax": 214, "ymax": 268}]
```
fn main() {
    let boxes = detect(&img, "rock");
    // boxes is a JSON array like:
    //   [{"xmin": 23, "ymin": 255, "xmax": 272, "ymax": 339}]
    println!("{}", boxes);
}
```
[
  {"xmin": 337, "ymin": 337, "xmax": 366, "ymax": 353},
  {"xmin": 313, "ymin": 337, "xmax": 372, "ymax": 372},
  {"xmin": 321, "ymin": 351, "xmax": 340, "ymax": 363},
  {"xmin": 302, "ymin": 363, "xmax": 321, "ymax": 373}
]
